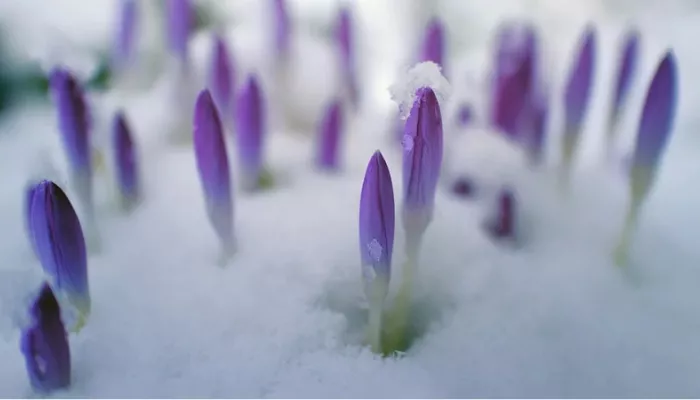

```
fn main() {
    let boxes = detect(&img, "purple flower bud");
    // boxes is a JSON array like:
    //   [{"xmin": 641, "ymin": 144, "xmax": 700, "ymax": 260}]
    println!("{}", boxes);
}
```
[
  {"xmin": 209, "ymin": 35, "xmax": 234, "ymax": 120},
  {"xmin": 165, "ymin": 0, "xmax": 192, "ymax": 62},
  {"xmin": 193, "ymin": 90, "xmax": 235, "ymax": 254},
  {"xmin": 113, "ymin": 0, "xmax": 138, "ymax": 72},
  {"xmin": 336, "ymin": 6, "xmax": 358, "ymax": 107},
  {"xmin": 112, "ymin": 111, "xmax": 140, "ymax": 209},
  {"xmin": 48, "ymin": 67, "xmax": 95, "ymax": 229},
  {"xmin": 485, "ymin": 188, "xmax": 516, "ymax": 240},
  {"xmin": 451, "ymin": 176, "xmax": 476, "ymax": 198},
  {"xmin": 608, "ymin": 29, "xmax": 640, "ymax": 136},
  {"xmin": 359, "ymin": 151, "xmax": 395, "ymax": 289},
  {"xmin": 272, "ymin": 0, "xmax": 291, "ymax": 61},
  {"xmin": 24, "ymin": 182, "xmax": 42, "ymax": 257},
  {"xmin": 630, "ymin": 51, "xmax": 677, "ymax": 193},
  {"xmin": 402, "ymin": 87, "xmax": 444, "ymax": 237},
  {"xmin": 491, "ymin": 21, "xmax": 537, "ymax": 139},
  {"xmin": 520, "ymin": 90, "xmax": 549, "ymax": 165},
  {"xmin": 20, "ymin": 283, "xmax": 71, "ymax": 394},
  {"xmin": 456, "ymin": 103, "xmax": 472, "ymax": 127},
  {"xmin": 420, "ymin": 18, "xmax": 445, "ymax": 73},
  {"xmin": 316, "ymin": 99, "xmax": 344, "ymax": 170},
  {"xmin": 28, "ymin": 180, "xmax": 90, "ymax": 319},
  {"xmin": 234, "ymin": 75, "xmax": 266, "ymax": 191},
  {"xmin": 562, "ymin": 25, "xmax": 596, "ymax": 164}
]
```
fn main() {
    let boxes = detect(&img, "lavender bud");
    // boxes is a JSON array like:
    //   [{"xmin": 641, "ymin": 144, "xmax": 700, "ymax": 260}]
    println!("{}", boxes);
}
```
[
  {"xmin": 209, "ymin": 35, "xmax": 234, "ymax": 121},
  {"xmin": 113, "ymin": 0, "xmax": 138, "ymax": 72},
  {"xmin": 607, "ymin": 29, "xmax": 640, "ymax": 138},
  {"xmin": 485, "ymin": 188, "xmax": 517, "ymax": 240},
  {"xmin": 336, "ymin": 6, "xmax": 358, "ymax": 107},
  {"xmin": 165, "ymin": 0, "xmax": 192, "ymax": 62},
  {"xmin": 402, "ymin": 87, "xmax": 444, "ymax": 240},
  {"xmin": 112, "ymin": 111, "xmax": 140, "ymax": 210},
  {"xmin": 316, "ymin": 99, "xmax": 344, "ymax": 170},
  {"xmin": 20, "ymin": 284, "xmax": 71, "ymax": 394},
  {"xmin": 420, "ymin": 18, "xmax": 445, "ymax": 74},
  {"xmin": 359, "ymin": 150, "xmax": 395, "ymax": 296},
  {"xmin": 234, "ymin": 75, "xmax": 266, "ymax": 191},
  {"xmin": 28, "ymin": 180, "xmax": 90, "ymax": 321},
  {"xmin": 456, "ymin": 103, "xmax": 472, "ymax": 127},
  {"xmin": 630, "ymin": 50, "xmax": 678, "ymax": 200},
  {"xmin": 561, "ymin": 25, "xmax": 596, "ymax": 171},
  {"xmin": 194, "ymin": 90, "xmax": 235, "ymax": 256},
  {"xmin": 451, "ymin": 176, "xmax": 476, "ymax": 198},
  {"xmin": 491, "ymin": 21, "xmax": 537, "ymax": 139},
  {"xmin": 272, "ymin": 0, "xmax": 291, "ymax": 62}
]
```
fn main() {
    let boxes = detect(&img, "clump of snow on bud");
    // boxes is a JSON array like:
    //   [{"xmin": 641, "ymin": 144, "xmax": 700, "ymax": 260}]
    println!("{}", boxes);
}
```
[{"xmin": 389, "ymin": 61, "xmax": 451, "ymax": 120}]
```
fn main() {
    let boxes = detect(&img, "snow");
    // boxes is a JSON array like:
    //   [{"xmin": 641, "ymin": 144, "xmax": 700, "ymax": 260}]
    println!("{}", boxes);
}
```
[
  {"xmin": 389, "ymin": 61, "xmax": 452, "ymax": 121},
  {"xmin": 1, "ymin": 0, "xmax": 700, "ymax": 397}
]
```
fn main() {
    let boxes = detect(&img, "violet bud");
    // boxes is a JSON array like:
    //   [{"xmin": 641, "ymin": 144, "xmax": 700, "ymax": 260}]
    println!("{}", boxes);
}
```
[
  {"xmin": 561, "ymin": 25, "xmax": 596, "ymax": 170},
  {"xmin": 28, "ymin": 180, "xmax": 90, "ymax": 322},
  {"xmin": 402, "ymin": 87, "xmax": 444, "ymax": 241},
  {"xmin": 485, "ymin": 188, "xmax": 517, "ymax": 240},
  {"xmin": 20, "ymin": 283, "xmax": 71, "ymax": 394},
  {"xmin": 112, "ymin": 111, "xmax": 140, "ymax": 209},
  {"xmin": 193, "ymin": 90, "xmax": 235, "ymax": 256},
  {"xmin": 208, "ymin": 35, "xmax": 234, "ymax": 120},
  {"xmin": 359, "ymin": 150, "xmax": 395, "ymax": 295},
  {"xmin": 165, "ymin": 0, "xmax": 192, "ymax": 62},
  {"xmin": 49, "ymin": 67, "xmax": 94, "ymax": 220},
  {"xmin": 272, "ymin": 0, "xmax": 291, "ymax": 62},
  {"xmin": 336, "ymin": 6, "xmax": 358, "ymax": 107},
  {"xmin": 630, "ymin": 50, "xmax": 678, "ymax": 200},
  {"xmin": 521, "ymin": 90, "xmax": 549, "ymax": 165},
  {"xmin": 234, "ymin": 75, "xmax": 266, "ymax": 191},
  {"xmin": 113, "ymin": 0, "xmax": 138, "ymax": 72},
  {"xmin": 450, "ymin": 176, "xmax": 476, "ymax": 199},
  {"xmin": 456, "ymin": 103, "xmax": 472, "ymax": 127},
  {"xmin": 491, "ymin": 21, "xmax": 537, "ymax": 139},
  {"xmin": 316, "ymin": 99, "xmax": 344, "ymax": 170},
  {"xmin": 607, "ymin": 29, "xmax": 640, "ymax": 138},
  {"xmin": 420, "ymin": 18, "xmax": 445, "ymax": 74},
  {"xmin": 24, "ymin": 182, "xmax": 41, "ymax": 257}
]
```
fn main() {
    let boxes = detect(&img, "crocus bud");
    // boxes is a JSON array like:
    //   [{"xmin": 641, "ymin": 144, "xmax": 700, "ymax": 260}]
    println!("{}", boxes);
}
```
[
  {"xmin": 272, "ymin": 0, "xmax": 291, "ymax": 62},
  {"xmin": 451, "ymin": 176, "xmax": 475, "ymax": 198},
  {"xmin": 607, "ymin": 29, "xmax": 639, "ymax": 140},
  {"xmin": 614, "ymin": 51, "xmax": 677, "ymax": 266},
  {"xmin": 336, "ymin": 6, "xmax": 358, "ymax": 107},
  {"xmin": 456, "ymin": 103, "xmax": 472, "ymax": 127},
  {"xmin": 24, "ymin": 182, "xmax": 40, "ymax": 257},
  {"xmin": 420, "ymin": 18, "xmax": 445, "ymax": 74},
  {"xmin": 165, "ymin": 0, "xmax": 192, "ymax": 63},
  {"xmin": 112, "ymin": 111, "xmax": 140, "ymax": 210},
  {"xmin": 485, "ymin": 188, "xmax": 517, "ymax": 240},
  {"xmin": 193, "ymin": 90, "xmax": 235, "ymax": 258},
  {"xmin": 112, "ymin": 0, "xmax": 138, "ymax": 73},
  {"xmin": 316, "ymin": 99, "xmax": 344, "ymax": 170},
  {"xmin": 521, "ymin": 90, "xmax": 549, "ymax": 165},
  {"xmin": 28, "ymin": 180, "xmax": 90, "ymax": 329},
  {"xmin": 48, "ymin": 67, "xmax": 95, "ymax": 225},
  {"xmin": 234, "ymin": 75, "xmax": 266, "ymax": 191},
  {"xmin": 402, "ymin": 87, "xmax": 444, "ymax": 244},
  {"xmin": 561, "ymin": 26, "xmax": 596, "ymax": 182},
  {"xmin": 208, "ymin": 35, "xmax": 234, "ymax": 122},
  {"xmin": 491, "ymin": 22, "xmax": 537, "ymax": 139},
  {"xmin": 359, "ymin": 150, "xmax": 395, "ymax": 354},
  {"xmin": 20, "ymin": 283, "xmax": 71, "ymax": 394}
]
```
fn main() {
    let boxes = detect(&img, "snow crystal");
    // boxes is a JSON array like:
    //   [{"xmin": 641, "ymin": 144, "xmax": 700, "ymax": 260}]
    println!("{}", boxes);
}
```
[{"xmin": 388, "ymin": 61, "xmax": 452, "ymax": 120}]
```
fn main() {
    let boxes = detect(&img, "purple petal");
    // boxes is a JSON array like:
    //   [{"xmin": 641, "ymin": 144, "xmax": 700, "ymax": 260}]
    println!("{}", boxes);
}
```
[
  {"xmin": 491, "ymin": 21, "xmax": 538, "ymax": 138},
  {"xmin": 456, "ymin": 103, "xmax": 472, "ymax": 127},
  {"xmin": 336, "ymin": 6, "xmax": 358, "ymax": 106},
  {"xmin": 112, "ymin": 111, "xmax": 140, "ymax": 203},
  {"xmin": 20, "ymin": 284, "xmax": 71, "ymax": 394},
  {"xmin": 49, "ymin": 67, "xmax": 91, "ymax": 172},
  {"xmin": 609, "ymin": 29, "xmax": 640, "ymax": 129},
  {"xmin": 193, "ymin": 89, "xmax": 234, "ymax": 246},
  {"xmin": 631, "ymin": 51, "xmax": 678, "ymax": 171},
  {"xmin": 316, "ymin": 100, "xmax": 344, "ymax": 170},
  {"xmin": 563, "ymin": 25, "xmax": 596, "ymax": 134},
  {"xmin": 113, "ymin": 0, "xmax": 138, "ymax": 71},
  {"xmin": 272, "ymin": 0, "xmax": 291, "ymax": 61},
  {"xmin": 420, "ymin": 18, "xmax": 445, "ymax": 72},
  {"xmin": 486, "ymin": 188, "xmax": 517, "ymax": 240},
  {"xmin": 520, "ymin": 90, "xmax": 549, "ymax": 164},
  {"xmin": 359, "ymin": 150, "xmax": 395, "ymax": 280},
  {"xmin": 165, "ymin": 0, "xmax": 193, "ymax": 61},
  {"xmin": 29, "ymin": 180, "xmax": 90, "ymax": 315},
  {"xmin": 402, "ymin": 87, "xmax": 444, "ymax": 212},
  {"xmin": 234, "ymin": 75, "xmax": 266, "ymax": 188},
  {"xmin": 209, "ymin": 35, "xmax": 234, "ymax": 118}
]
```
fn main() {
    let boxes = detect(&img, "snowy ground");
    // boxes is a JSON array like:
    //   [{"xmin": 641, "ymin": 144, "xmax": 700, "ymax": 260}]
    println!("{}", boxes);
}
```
[{"xmin": 1, "ymin": 0, "xmax": 700, "ymax": 397}]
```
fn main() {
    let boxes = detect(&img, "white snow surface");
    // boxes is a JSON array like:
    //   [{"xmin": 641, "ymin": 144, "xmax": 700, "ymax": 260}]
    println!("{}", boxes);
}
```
[{"xmin": 1, "ymin": 0, "xmax": 700, "ymax": 397}]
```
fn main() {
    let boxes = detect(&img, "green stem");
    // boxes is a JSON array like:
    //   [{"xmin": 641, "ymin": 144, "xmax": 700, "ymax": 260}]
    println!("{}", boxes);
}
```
[
  {"xmin": 613, "ymin": 200, "xmax": 640, "ymax": 267},
  {"xmin": 384, "ymin": 250, "xmax": 418, "ymax": 354},
  {"xmin": 367, "ymin": 299, "xmax": 383, "ymax": 354}
]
